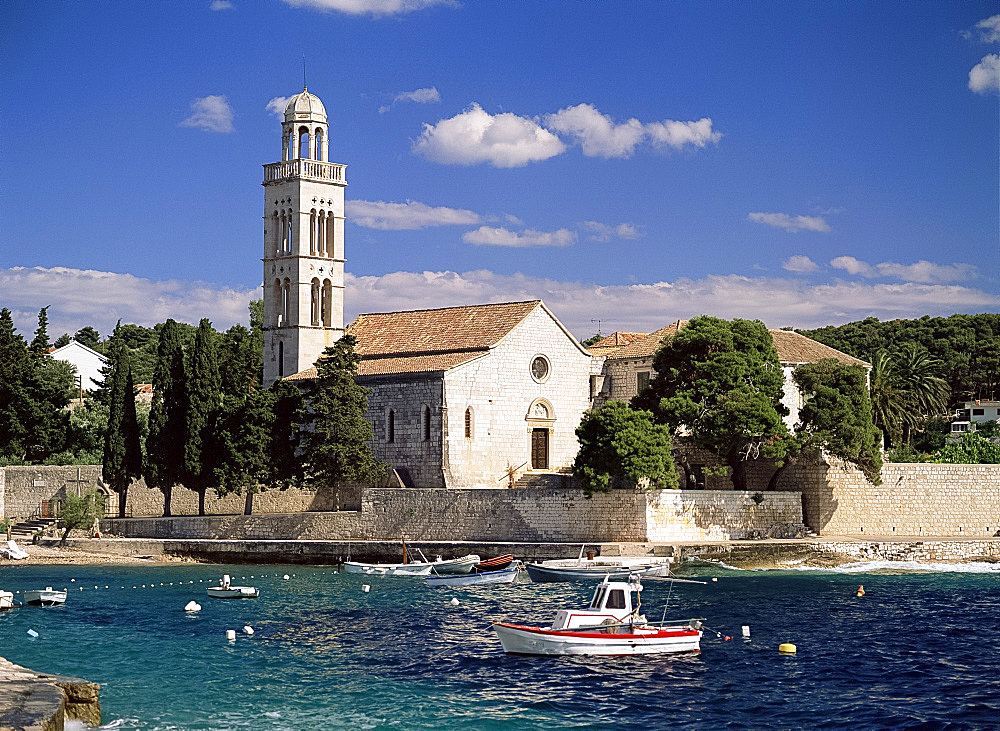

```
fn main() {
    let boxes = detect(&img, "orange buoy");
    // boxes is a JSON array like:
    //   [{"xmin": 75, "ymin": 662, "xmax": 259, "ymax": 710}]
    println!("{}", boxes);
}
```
[{"xmin": 856, "ymin": 584, "xmax": 865, "ymax": 598}]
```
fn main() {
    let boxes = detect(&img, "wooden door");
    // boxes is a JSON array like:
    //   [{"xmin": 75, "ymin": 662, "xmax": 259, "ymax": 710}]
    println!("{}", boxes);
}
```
[{"xmin": 531, "ymin": 428, "xmax": 549, "ymax": 470}]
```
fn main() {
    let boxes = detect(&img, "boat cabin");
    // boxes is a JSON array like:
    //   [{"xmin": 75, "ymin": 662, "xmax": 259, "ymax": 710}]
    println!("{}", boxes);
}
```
[{"xmin": 550, "ymin": 576, "xmax": 643, "ymax": 630}]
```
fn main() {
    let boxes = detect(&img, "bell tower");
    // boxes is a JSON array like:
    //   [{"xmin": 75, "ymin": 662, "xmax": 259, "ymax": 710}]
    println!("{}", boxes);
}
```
[{"xmin": 262, "ymin": 87, "xmax": 347, "ymax": 386}]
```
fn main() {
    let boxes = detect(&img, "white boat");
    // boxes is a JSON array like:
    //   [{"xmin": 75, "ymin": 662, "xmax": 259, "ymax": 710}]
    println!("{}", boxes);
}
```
[
  {"xmin": 426, "ymin": 566, "xmax": 519, "ymax": 587},
  {"xmin": 0, "ymin": 590, "xmax": 14, "ymax": 610},
  {"xmin": 525, "ymin": 547, "xmax": 673, "ymax": 583},
  {"xmin": 343, "ymin": 561, "xmax": 433, "ymax": 576},
  {"xmin": 206, "ymin": 575, "xmax": 259, "ymax": 599},
  {"xmin": 23, "ymin": 587, "xmax": 67, "ymax": 606},
  {"xmin": 493, "ymin": 574, "xmax": 705, "ymax": 656}
]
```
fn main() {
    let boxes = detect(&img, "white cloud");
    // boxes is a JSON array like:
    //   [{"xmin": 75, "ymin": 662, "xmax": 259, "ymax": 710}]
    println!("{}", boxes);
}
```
[
  {"xmin": 2, "ymin": 267, "xmax": 259, "ymax": 339},
  {"xmin": 582, "ymin": 221, "xmax": 642, "ymax": 242},
  {"xmin": 783, "ymin": 256, "xmax": 819, "ymax": 274},
  {"xmin": 180, "ymin": 95, "xmax": 235, "ymax": 133},
  {"xmin": 645, "ymin": 118, "xmax": 722, "ymax": 150},
  {"xmin": 543, "ymin": 104, "xmax": 721, "ymax": 158},
  {"xmin": 969, "ymin": 54, "xmax": 1000, "ymax": 94},
  {"xmin": 266, "ymin": 96, "xmax": 292, "ymax": 117},
  {"xmin": 830, "ymin": 256, "xmax": 877, "ymax": 277},
  {"xmin": 461, "ymin": 227, "xmax": 576, "ymax": 247},
  {"xmin": 380, "ymin": 87, "xmax": 441, "ymax": 113},
  {"xmin": 969, "ymin": 14, "xmax": 1000, "ymax": 43},
  {"xmin": 209, "ymin": 1, "xmax": 234, "ymax": 10},
  {"xmin": 875, "ymin": 260, "xmax": 977, "ymax": 284},
  {"xmin": 282, "ymin": 0, "xmax": 456, "ymax": 17},
  {"xmin": 544, "ymin": 104, "xmax": 645, "ymax": 158},
  {"xmin": 6, "ymin": 265, "xmax": 997, "ymax": 340},
  {"xmin": 344, "ymin": 269, "xmax": 1000, "ymax": 334},
  {"xmin": 413, "ymin": 104, "xmax": 566, "ymax": 167},
  {"xmin": 346, "ymin": 199, "xmax": 480, "ymax": 230},
  {"xmin": 748, "ymin": 212, "xmax": 831, "ymax": 233}
]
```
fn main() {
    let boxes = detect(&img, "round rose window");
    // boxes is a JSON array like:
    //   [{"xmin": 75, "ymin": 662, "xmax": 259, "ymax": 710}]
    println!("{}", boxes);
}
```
[{"xmin": 531, "ymin": 355, "xmax": 550, "ymax": 382}]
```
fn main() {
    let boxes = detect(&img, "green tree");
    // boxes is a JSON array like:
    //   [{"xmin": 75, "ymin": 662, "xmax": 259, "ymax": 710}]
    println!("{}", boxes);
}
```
[
  {"xmin": 869, "ymin": 346, "xmax": 949, "ymax": 449},
  {"xmin": 184, "ymin": 319, "xmax": 222, "ymax": 516},
  {"xmin": 929, "ymin": 432, "xmax": 1000, "ymax": 464},
  {"xmin": 573, "ymin": 401, "xmax": 678, "ymax": 495},
  {"xmin": 58, "ymin": 397, "xmax": 109, "ymax": 464},
  {"xmin": 0, "ymin": 309, "xmax": 33, "ymax": 461},
  {"xmin": 57, "ymin": 489, "xmax": 106, "ymax": 545},
  {"xmin": 29, "ymin": 306, "xmax": 52, "ymax": 356},
  {"xmin": 581, "ymin": 333, "xmax": 603, "ymax": 347},
  {"xmin": 24, "ymin": 357, "xmax": 75, "ymax": 463},
  {"xmin": 53, "ymin": 333, "xmax": 72, "ymax": 348},
  {"xmin": 74, "ymin": 326, "xmax": 101, "ymax": 349},
  {"xmin": 103, "ymin": 329, "xmax": 143, "ymax": 518},
  {"xmin": 213, "ymin": 388, "xmax": 276, "ymax": 515},
  {"xmin": 219, "ymin": 323, "xmax": 262, "ymax": 397},
  {"xmin": 297, "ymin": 336, "xmax": 384, "ymax": 487},
  {"xmin": 633, "ymin": 316, "xmax": 790, "ymax": 491},
  {"xmin": 784, "ymin": 359, "xmax": 883, "ymax": 486},
  {"xmin": 145, "ymin": 319, "xmax": 187, "ymax": 517}
]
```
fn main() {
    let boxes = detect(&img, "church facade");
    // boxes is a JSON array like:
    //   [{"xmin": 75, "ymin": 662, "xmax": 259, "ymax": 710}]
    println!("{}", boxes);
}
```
[{"xmin": 265, "ymin": 88, "xmax": 867, "ymax": 489}]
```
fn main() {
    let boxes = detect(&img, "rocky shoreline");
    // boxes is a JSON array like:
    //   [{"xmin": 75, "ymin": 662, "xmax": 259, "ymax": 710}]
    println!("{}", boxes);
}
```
[{"xmin": 0, "ymin": 656, "xmax": 100, "ymax": 731}]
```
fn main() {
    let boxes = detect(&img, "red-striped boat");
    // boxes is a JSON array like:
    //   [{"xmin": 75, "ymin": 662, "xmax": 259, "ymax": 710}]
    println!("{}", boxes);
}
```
[
  {"xmin": 476, "ymin": 554, "xmax": 514, "ymax": 571},
  {"xmin": 493, "ymin": 574, "xmax": 705, "ymax": 656}
]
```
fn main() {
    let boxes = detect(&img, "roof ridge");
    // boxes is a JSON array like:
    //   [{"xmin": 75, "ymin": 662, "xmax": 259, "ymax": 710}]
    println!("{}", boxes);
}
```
[{"xmin": 353, "ymin": 299, "xmax": 541, "ymax": 319}]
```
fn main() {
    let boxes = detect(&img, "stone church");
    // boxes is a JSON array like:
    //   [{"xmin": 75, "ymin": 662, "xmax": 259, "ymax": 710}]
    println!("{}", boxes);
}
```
[{"xmin": 263, "ymin": 88, "xmax": 865, "ymax": 489}]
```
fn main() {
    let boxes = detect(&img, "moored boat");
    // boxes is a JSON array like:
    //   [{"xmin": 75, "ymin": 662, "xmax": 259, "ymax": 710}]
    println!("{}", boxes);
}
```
[
  {"xmin": 0, "ymin": 590, "xmax": 14, "ymax": 610},
  {"xmin": 206, "ymin": 575, "xmax": 259, "ymax": 599},
  {"xmin": 426, "ymin": 566, "xmax": 518, "ymax": 588},
  {"xmin": 493, "ymin": 573, "xmax": 704, "ymax": 656},
  {"xmin": 23, "ymin": 587, "xmax": 67, "ymax": 606},
  {"xmin": 476, "ymin": 554, "xmax": 515, "ymax": 571},
  {"xmin": 343, "ymin": 561, "xmax": 433, "ymax": 576},
  {"xmin": 524, "ymin": 555, "xmax": 673, "ymax": 583}
]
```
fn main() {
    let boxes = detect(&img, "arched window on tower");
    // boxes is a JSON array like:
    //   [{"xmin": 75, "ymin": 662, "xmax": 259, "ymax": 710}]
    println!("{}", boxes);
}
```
[
  {"xmin": 387, "ymin": 409, "xmax": 395, "ymax": 443},
  {"xmin": 321, "ymin": 279, "xmax": 332, "ymax": 327},
  {"xmin": 282, "ymin": 278, "xmax": 291, "ymax": 326},
  {"xmin": 278, "ymin": 341, "xmax": 284, "ymax": 378},
  {"xmin": 464, "ymin": 407, "xmax": 473, "ymax": 440},
  {"xmin": 314, "ymin": 128, "xmax": 324, "ymax": 161},
  {"xmin": 316, "ymin": 212, "xmax": 326, "ymax": 257},
  {"xmin": 285, "ymin": 129, "xmax": 294, "ymax": 160},
  {"xmin": 299, "ymin": 127, "xmax": 310, "ymax": 159},
  {"xmin": 309, "ymin": 210, "xmax": 317, "ymax": 255},
  {"xmin": 326, "ymin": 215, "xmax": 335, "ymax": 258},
  {"xmin": 272, "ymin": 211, "xmax": 280, "ymax": 256},
  {"xmin": 273, "ymin": 279, "xmax": 282, "ymax": 326},
  {"xmin": 310, "ymin": 278, "xmax": 320, "ymax": 326}
]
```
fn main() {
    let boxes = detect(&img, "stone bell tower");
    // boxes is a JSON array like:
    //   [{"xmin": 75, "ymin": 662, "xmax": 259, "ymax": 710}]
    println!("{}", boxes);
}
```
[{"xmin": 261, "ymin": 87, "xmax": 347, "ymax": 386}]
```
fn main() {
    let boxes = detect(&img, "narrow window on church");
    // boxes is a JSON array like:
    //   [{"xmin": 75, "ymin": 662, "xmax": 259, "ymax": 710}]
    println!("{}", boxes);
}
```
[
  {"xmin": 315, "ymin": 128, "xmax": 324, "ymax": 161},
  {"xmin": 273, "ymin": 279, "xmax": 282, "ymax": 326},
  {"xmin": 326, "ymin": 216, "xmax": 335, "ymax": 258},
  {"xmin": 272, "ymin": 212, "xmax": 280, "ymax": 256},
  {"xmin": 387, "ymin": 410, "xmax": 395, "ymax": 443},
  {"xmin": 278, "ymin": 341, "xmax": 284, "ymax": 378},
  {"xmin": 309, "ymin": 210, "xmax": 316, "ymax": 255},
  {"xmin": 422, "ymin": 405, "xmax": 431, "ymax": 441},
  {"xmin": 317, "ymin": 212, "xmax": 326, "ymax": 256},
  {"xmin": 310, "ymin": 279, "xmax": 320, "ymax": 326},
  {"xmin": 321, "ymin": 280, "xmax": 332, "ymax": 327},
  {"xmin": 465, "ymin": 407, "xmax": 473, "ymax": 440}
]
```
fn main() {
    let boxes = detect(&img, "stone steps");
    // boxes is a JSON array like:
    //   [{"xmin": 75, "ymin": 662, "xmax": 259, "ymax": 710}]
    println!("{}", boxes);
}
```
[
  {"xmin": 513, "ymin": 472, "xmax": 574, "ymax": 490},
  {"xmin": 8, "ymin": 518, "xmax": 58, "ymax": 541}
]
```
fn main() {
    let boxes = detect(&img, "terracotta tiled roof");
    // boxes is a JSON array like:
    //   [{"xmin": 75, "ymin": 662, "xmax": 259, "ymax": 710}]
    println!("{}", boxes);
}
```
[
  {"xmin": 602, "ymin": 319, "xmax": 867, "ymax": 366},
  {"xmin": 586, "ymin": 331, "xmax": 648, "ymax": 355},
  {"xmin": 768, "ymin": 329, "xmax": 868, "ymax": 366},
  {"xmin": 285, "ymin": 300, "xmax": 541, "ymax": 381}
]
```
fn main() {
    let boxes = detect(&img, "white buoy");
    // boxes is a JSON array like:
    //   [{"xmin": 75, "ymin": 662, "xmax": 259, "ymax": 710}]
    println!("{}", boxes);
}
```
[
  {"xmin": 184, "ymin": 601, "xmax": 201, "ymax": 612},
  {"xmin": 27, "ymin": 629, "xmax": 39, "ymax": 638},
  {"xmin": 450, "ymin": 597, "xmax": 460, "ymax": 606},
  {"xmin": 226, "ymin": 629, "xmax": 237, "ymax": 641},
  {"xmin": 283, "ymin": 574, "xmax": 290, "ymax": 580},
  {"xmin": 742, "ymin": 625, "xmax": 751, "ymax": 638},
  {"xmin": 711, "ymin": 578, "xmax": 718, "ymax": 582},
  {"xmin": 243, "ymin": 625, "xmax": 254, "ymax": 635},
  {"xmin": 70, "ymin": 579, "xmax": 75, "ymax": 583},
  {"xmin": 362, "ymin": 584, "xmax": 370, "ymax": 593}
]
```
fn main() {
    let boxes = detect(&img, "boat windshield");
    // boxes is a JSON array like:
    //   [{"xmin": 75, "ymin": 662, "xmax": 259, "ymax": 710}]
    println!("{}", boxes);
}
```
[
  {"xmin": 589, "ymin": 586, "xmax": 606, "ymax": 609},
  {"xmin": 606, "ymin": 588, "xmax": 627, "ymax": 609}
]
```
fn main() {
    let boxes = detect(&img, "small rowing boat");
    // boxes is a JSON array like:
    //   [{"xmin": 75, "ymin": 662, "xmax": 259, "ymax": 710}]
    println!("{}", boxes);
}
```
[
  {"xmin": 206, "ymin": 575, "xmax": 259, "ymax": 599},
  {"xmin": 493, "ymin": 573, "xmax": 704, "ymax": 656},
  {"xmin": 23, "ymin": 587, "xmax": 67, "ymax": 606},
  {"xmin": 426, "ymin": 566, "xmax": 519, "ymax": 588}
]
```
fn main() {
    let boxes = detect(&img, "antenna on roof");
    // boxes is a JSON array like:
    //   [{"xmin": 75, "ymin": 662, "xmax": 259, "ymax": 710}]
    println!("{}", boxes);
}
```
[{"xmin": 591, "ymin": 319, "xmax": 603, "ymax": 336}]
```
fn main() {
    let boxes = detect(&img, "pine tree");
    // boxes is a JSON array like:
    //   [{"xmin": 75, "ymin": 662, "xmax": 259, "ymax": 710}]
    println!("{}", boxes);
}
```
[
  {"xmin": 184, "ymin": 319, "xmax": 222, "ymax": 516},
  {"xmin": 145, "ymin": 319, "xmax": 187, "ymax": 516},
  {"xmin": 103, "ymin": 328, "xmax": 143, "ymax": 518},
  {"xmin": 29, "ymin": 306, "xmax": 51, "ymax": 356},
  {"xmin": 298, "ymin": 336, "xmax": 385, "ymax": 487}
]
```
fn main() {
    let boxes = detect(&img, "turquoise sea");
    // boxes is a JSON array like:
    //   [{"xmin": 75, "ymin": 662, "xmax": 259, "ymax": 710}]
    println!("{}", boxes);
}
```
[{"xmin": 1, "ymin": 560, "xmax": 998, "ymax": 730}]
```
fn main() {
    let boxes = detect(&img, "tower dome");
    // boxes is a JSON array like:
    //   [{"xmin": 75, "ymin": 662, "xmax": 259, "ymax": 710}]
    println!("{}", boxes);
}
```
[{"xmin": 284, "ymin": 88, "xmax": 327, "ymax": 123}]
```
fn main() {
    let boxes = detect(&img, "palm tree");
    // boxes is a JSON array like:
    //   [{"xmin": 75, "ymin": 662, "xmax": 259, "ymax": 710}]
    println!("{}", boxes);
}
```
[{"xmin": 869, "ymin": 346, "xmax": 950, "ymax": 448}]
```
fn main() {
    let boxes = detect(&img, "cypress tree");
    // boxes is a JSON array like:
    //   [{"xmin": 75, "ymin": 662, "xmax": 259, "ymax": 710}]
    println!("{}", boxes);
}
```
[
  {"xmin": 103, "ymin": 327, "xmax": 143, "ymax": 517},
  {"xmin": 184, "ymin": 319, "xmax": 222, "ymax": 516},
  {"xmin": 0, "ymin": 309, "xmax": 32, "ymax": 461},
  {"xmin": 29, "ymin": 306, "xmax": 51, "ymax": 356},
  {"xmin": 298, "ymin": 336, "xmax": 385, "ymax": 487},
  {"xmin": 145, "ymin": 319, "xmax": 187, "ymax": 516}
]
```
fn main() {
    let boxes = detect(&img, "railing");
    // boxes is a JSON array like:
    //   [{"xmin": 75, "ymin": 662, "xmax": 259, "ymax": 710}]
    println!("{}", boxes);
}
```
[{"xmin": 263, "ymin": 159, "xmax": 347, "ymax": 184}]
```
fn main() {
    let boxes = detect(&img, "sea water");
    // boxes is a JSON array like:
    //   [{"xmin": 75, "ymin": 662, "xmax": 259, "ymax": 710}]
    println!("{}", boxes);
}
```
[{"xmin": 1, "ymin": 561, "xmax": 998, "ymax": 730}]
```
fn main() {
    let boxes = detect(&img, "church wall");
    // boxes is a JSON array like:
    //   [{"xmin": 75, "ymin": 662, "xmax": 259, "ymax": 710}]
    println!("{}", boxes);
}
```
[
  {"xmin": 362, "ymin": 375, "xmax": 446, "ymax": 487},
  {"xmin": 441, "ymin": 307, "xmax": 595, "ymax": 488}
]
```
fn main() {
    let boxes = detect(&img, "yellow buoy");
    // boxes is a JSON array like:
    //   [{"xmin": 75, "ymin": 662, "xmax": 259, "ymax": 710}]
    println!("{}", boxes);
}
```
[{"xmin": 779, "ymin": 643, "xmax": 797, "ymax": 654}]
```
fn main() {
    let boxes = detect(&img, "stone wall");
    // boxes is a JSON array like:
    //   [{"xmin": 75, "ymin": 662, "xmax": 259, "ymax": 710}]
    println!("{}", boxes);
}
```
[
  {"xmin": 0, "ymin": 465, "xmax": 104, "ymax": 520},
  {"xmin": 794, "ymin": 459, "xmax": 1000, "ymax": 537},
  {"xmin": 106, "ymin": 486, "xmax": 802, "ymax": 543}
]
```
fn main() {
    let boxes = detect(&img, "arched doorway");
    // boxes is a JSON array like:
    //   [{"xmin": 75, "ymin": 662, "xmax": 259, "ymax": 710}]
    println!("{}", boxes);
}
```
[{"xmin": 525, "ymin": 399, "xmax": 555, "ymax": 471}]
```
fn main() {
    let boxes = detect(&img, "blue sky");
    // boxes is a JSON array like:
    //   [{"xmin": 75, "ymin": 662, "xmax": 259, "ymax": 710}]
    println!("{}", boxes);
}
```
[{"xmin": 2, "ymin": 0, "xmax": 998, "ymax": 340}]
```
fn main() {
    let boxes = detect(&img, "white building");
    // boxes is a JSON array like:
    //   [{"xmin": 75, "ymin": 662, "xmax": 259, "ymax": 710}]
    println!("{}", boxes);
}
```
[{"xmin": 49, "ymin": 340, "xmax": 108, "ymax": 392}]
